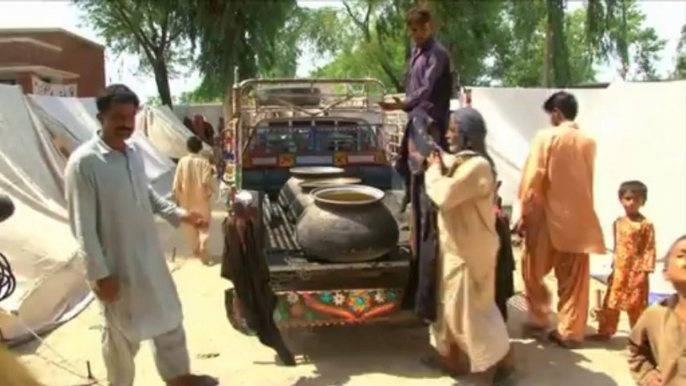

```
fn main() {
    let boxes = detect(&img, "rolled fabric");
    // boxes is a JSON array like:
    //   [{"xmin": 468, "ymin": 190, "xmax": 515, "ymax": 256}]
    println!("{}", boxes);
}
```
[{"xmin": 0, "ymin": 192, "xmax": 14, "ymax": 223}]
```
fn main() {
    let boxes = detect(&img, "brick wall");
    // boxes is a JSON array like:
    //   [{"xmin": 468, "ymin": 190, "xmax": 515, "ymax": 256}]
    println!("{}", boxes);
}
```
[
  {"xmin": 0, "ymin": 41, "xmax": 61, "ymax": 69},
  {"xmin": 0, "ymin": 30, "xmax": 106, "ymax": 97}
]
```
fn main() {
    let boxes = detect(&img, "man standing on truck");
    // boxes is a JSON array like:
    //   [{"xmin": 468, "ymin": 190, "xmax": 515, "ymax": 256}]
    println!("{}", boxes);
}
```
[
  {"xmin": 65, "ymin": 84, "xmax": 214, "ymax": 386},
  {"xmin": 379, "ymin": 6, "xmax": 452, "ymax": 322},
  {"xmin": 379, "ymin": 6, "xmax": 452, "ymax": 141}
]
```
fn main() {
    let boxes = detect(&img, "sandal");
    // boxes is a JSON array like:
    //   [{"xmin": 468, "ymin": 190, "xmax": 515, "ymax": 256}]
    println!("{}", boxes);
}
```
[{"xmin": 521, "ymin": 322, "xmax": 548, "ymax": 339}]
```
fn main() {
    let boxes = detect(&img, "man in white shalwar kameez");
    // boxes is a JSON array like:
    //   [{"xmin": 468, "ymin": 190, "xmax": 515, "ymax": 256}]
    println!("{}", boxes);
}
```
[
  {"xmin": 65, "ymin": 84, "xmax": 215, "ymax": 386},
  {"xmin": 423, "ymin": 107, "xmax": 514, "ymax": 385}
]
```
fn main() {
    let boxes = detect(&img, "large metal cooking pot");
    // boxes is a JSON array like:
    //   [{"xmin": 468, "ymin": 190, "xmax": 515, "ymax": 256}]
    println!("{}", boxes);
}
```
[
  {"xmin": 278, "ymin": 166, "xmax": 344, "ymax": 208},
  {"xmin": 287, "ymin": 177, "xmax": 362, "ymax": 220},
  {"xmin": 296, "ymin": 185, "xmax": 399, "ymax": 263}
]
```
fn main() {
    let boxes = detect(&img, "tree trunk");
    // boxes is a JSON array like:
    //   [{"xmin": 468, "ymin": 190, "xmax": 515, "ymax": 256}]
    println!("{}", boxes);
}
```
[
  {"xmin": 542, "ymin": 4, "xmax": 553, "ymax": 87},
  {"xmin": 152, "ymin": 59, "xmax": 173, "ymax": 107}
]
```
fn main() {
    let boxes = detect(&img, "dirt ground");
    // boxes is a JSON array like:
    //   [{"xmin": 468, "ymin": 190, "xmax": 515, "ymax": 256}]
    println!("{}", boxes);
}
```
[{"xmin": 15, "ymin": 204, "xmax": 635, "ymax": 386}]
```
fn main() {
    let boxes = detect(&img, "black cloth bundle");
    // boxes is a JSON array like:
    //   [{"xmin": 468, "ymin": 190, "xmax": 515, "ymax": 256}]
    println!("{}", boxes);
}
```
[
  {"xmin": 0, "ymin": 192, "xmax": 14, "ymax": 223},
  {"xmin": 397, "ymin": 109, "xmax": 448, "ymax": 323},
  {"xmin": 221, "ymin": 197, "xmax": 295, "ymax": 366}
]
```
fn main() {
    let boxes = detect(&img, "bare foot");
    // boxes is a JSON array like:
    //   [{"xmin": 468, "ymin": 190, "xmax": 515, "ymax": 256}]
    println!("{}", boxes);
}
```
[
  {"xmin": 420, "ymin": 354, "xmax": 470, "ymax": 378},
  {"xmin": 547, "ymin": 331, "xmax": 582, "ymax": 349},
  {"xmin": 586, "ymin": 333, "xmax": 612, "ymax": 342}
]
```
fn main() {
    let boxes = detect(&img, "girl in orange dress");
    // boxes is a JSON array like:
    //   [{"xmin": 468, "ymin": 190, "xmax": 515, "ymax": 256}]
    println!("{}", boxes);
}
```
[{"xmin": 595, "ymin": 180, "xmax": 656, "ymax": 339}]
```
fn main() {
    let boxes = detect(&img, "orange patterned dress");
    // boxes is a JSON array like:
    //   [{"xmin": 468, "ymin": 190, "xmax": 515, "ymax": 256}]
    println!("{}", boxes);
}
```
[{"xmin": 605, "ymin": 216, "xmax": 657, "ymax": 311}]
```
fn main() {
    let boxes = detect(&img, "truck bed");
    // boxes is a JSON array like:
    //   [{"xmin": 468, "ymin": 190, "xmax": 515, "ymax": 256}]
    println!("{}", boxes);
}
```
[{"xmin": 260, "ymin": 192, "xmax": 411, "ymax": 292}]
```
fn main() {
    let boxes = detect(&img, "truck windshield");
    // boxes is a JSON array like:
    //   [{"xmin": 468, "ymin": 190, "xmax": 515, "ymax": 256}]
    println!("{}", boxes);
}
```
[{"xmin": 248, "ymin": 121, "xmax": 378, "ymax": 155}]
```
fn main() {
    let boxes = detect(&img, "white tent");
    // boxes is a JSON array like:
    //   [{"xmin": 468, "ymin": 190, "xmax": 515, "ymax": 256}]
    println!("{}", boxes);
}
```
[
  {"xmin": 136, "ymin": 105, "xmax": 211, "ymax": 160},
  {"xmin": 29, "ymin": 95, "xmax": 176, "ymax": 195},
  {"xmin": 0, "ymin": 85, "xmax": 90, "ymax": 342},
  {"xmin": 468, "ymin": 87, "xmax": 606, "ymax": 207}
]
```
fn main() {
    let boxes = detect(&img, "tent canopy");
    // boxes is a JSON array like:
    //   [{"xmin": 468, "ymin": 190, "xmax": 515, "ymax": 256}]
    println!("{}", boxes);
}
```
[
  {"xmin": 0, "ymin": 85, "xmax": 90, "ymax": 342},
  {"xmin": 29, "ymin": 95, "xmax": 175, "ymax": 195}
]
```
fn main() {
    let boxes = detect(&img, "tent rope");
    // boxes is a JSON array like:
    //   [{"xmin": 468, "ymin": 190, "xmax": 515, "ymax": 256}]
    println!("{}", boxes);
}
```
[
  {"xmin": 13, "ymin": 314, "xmax": 104, "ymax": 386},
  {"xmin": 0, "ymin": 248, "xmax": 102, "ymax": 384}
]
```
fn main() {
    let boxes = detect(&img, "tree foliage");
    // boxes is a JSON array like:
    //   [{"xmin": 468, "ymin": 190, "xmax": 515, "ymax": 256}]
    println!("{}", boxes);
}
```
[
  {"xmin": 674, "ymin": 24, "xmax": 686, "ymax": 80},
  {"xmin": 78, "ymin": 0, "xmax": 670, "ymax": 105},
  {"xmin": 76, "ymin": 0, "xmax": 193, "ymax": 106},
  {"xmin": 177, "ymin": 0, "xmax": 300, "ymax": 103},
  {"xmin": 306, "ymin": 0, "xmax": 666, "ymax": 91}
]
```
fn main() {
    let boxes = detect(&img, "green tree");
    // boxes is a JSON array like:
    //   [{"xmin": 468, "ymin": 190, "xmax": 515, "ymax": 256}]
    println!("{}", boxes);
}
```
[
  {"xmin": 490, "ymin": 0, "xmax": 664, "ymax": 86},
  {"xmin": 673, "ymin": 24, "xmax": 686, "ymax": 79},
  {"xmin": 308, "ymin": 0, "xmax": 506, "ymax": 92},
  {"xmin": 145, "ymin": 95, "xmax": 163, "ymax": 106},
  {"xmin": 179, "ymin": 0, "xmax": 300, "ymax": 105},
  {"xmin": 76, "ymin": 0, "xmax": 193, "ymax": 106}
]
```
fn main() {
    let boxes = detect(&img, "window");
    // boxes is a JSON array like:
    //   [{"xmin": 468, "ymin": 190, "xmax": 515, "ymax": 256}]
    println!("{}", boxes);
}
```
[
  {"xmin": 248, "ymin": 126, "xmax": 311, "ymax": 155},
  {"xmin": 247, "ymin": 120, "xmax": 378, "ymax": 155}
]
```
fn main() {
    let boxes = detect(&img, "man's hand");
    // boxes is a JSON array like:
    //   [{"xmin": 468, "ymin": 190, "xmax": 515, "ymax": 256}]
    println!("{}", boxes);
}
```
[
  {"xmin": 427, "ymin": 151, "xmax": 442, "ymax": 168},
  {"xmin": 642, "ymin": 370, "xmax": 663, "ymax": 386},
  {"xmin": 94, "ymin": 276, "xmax": 119, "ymax": 303},
  {"xmin": 512, "ymin": 218, "xmax": 525, "ymax": 237},
  {"xmin": 379, "ymin": 97, "xmax": 404, "ymax": 111},
  {"xmin": 181, "ymin": 211, "xmax": 209, "ymax": 228}
]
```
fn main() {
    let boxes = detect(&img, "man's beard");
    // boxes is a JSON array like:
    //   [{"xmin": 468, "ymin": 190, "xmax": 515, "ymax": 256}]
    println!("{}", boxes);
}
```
[{"xmin": 448, "ymin": 138, "xmax": 465, "ymax": 154}]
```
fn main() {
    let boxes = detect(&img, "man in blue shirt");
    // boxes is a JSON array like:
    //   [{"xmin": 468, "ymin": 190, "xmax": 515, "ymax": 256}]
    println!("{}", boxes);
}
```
[
  {"xmin": 380, "ymin": 6, "xmax": 452, "ymax": 148},
  {"xmin": 381, "ymin": 5, "xmax": 453, "ymax": 326}
]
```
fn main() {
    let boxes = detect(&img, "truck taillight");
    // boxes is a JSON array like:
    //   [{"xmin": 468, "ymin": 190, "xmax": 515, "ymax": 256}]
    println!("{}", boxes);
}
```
[
  {"xmin": 278, "ymin": 154, "xmax": 295, "ymax": 167},
  {"xmin": 334, "ymin": 152, "xmax": 348, "ymax": 166},
  {"xmin": 242, "ymin": 154, "xmax": 252, "ymax": 168},
  {"xmin": 375, "ymin": 150, "xmax": 386, "ymax": 164}
]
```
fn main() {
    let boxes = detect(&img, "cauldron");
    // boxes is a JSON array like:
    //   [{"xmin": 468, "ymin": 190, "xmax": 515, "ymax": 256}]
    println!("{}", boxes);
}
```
[
  {"xmin": 296, "ymin": 185, "xmax": 399, "ymax": 263},
  {"xmin": 287, "ymin": 177, "xmax": 362, "ymax": 220},
  {"xmin": 278, "ymin": 166, "xmax": 344, "ymax": 208}
]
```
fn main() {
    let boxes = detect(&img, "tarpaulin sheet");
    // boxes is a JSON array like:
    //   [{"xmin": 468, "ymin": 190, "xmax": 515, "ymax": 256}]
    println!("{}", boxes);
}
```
[{"xmin": 0, "ymin": 85, "xmax": 90, "ymax": 342}]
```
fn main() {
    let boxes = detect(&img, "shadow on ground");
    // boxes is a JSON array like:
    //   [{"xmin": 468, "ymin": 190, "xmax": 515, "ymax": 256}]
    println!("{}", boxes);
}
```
[
  {"xmin": 256, "ymin": 294, "xmax": 626, "ymax": 386},
  {"xmin": 279, "ymin": 324, "xmax": 441, "ymax": 386}
]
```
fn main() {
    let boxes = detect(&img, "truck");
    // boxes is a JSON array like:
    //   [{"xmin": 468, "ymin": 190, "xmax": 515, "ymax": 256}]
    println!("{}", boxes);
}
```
[{"xmin": 220, "ymin": 78, "xmax": 417, "ymax": 360}]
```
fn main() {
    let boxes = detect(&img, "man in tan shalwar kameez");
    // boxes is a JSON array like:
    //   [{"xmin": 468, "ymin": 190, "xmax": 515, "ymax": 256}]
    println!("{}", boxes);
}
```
[
  {"xmin": 173, "ymin": 136, "xmax": 214, "ymax": 264},
  {"xmin": 424, "ymin": 108, "xmax": 513, "ymax": 385},
  {"xmin": 516, "ymin": 91, "xmax": 605, "ymax": 347}
]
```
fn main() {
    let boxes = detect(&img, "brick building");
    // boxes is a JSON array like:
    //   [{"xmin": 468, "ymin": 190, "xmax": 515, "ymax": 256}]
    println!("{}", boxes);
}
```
[{"xmin": 0, "ymin": 28, "xmax": 105, "ymax": 97}]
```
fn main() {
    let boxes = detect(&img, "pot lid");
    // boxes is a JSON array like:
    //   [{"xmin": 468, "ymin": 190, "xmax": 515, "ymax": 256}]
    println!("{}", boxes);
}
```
[
  {"xmin": 311, "ymin": 185, "xmax": 385, "ymax": 206},
  {"xmin": 299, "ymin": 177, "xmax": 362, "ymax": 189},
  {"xmin": 289, "ymin": 166, "xmax": 345, "ymax": 177}
]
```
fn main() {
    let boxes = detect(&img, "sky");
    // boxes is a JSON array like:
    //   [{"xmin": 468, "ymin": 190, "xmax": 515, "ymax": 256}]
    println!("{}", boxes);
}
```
[{"xmin": 0, "ymin": 0, "xmax": 683, "ymax": 102}]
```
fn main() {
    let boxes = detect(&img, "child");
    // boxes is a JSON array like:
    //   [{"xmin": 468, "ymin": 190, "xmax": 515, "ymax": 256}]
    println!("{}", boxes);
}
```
[
  {"xmin": 627, "ymin": 235, "xmax": 686, "ymax": 386},
  {"xmin": 594, "ymin": 181, "xmax": 656, "ymax": 339}
]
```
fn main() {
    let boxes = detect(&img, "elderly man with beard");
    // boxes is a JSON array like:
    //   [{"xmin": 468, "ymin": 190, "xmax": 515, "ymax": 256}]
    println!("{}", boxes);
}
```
[
  {"xmin": 421, "ymin": 108, "xmax": 514, "ymax": 385},
  {"xmin": 65, "ymin": 84, "xmax": 215, "ymax": 386}
]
